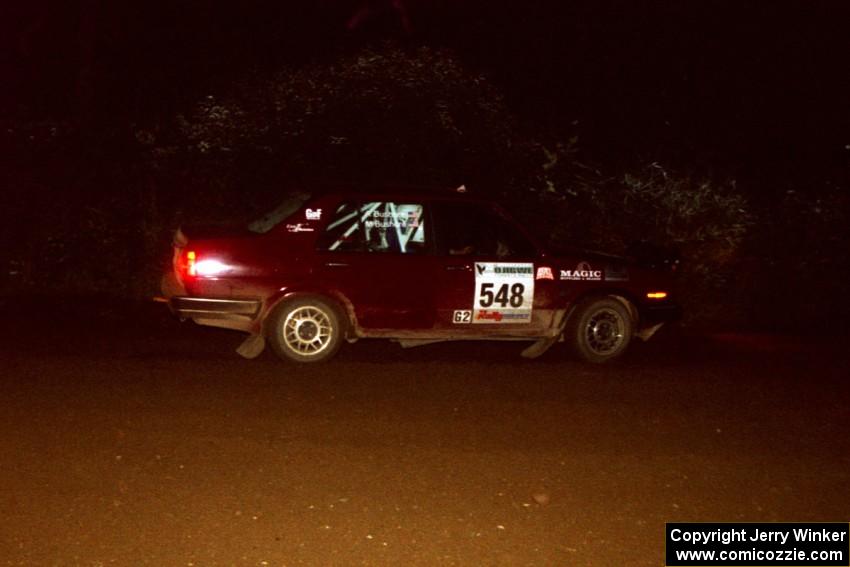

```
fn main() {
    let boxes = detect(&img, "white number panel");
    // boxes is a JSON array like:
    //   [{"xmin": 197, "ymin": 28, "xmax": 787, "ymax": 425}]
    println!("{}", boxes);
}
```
[{"xmin": 472, "ymin": 262, "xmax": 534, "ymax": 323}]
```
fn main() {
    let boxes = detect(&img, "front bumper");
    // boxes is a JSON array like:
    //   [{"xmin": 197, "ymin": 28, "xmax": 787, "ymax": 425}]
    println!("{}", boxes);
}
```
[{"xmin": 639, "ymin": 301, "xmax": 683, "ymax": 326}]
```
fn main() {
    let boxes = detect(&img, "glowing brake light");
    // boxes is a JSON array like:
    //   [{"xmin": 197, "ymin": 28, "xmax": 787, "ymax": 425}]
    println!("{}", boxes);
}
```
[
  {"xmin": 194, "ymin": 259, "xmax": 229, "ymax": 277},
  {"xmin": 647, "ymin": 291, "xmax": 668, "ymax": 299},
  {"xmin": 182, "ymin": 250, "xmax": 229, "ymax": 278}
]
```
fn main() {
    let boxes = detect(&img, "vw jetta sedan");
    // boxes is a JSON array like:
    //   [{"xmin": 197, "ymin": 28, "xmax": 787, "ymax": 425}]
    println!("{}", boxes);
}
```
[{"xmin": 160, "ymin": 189, "xmax": 680, "ymax": 363}]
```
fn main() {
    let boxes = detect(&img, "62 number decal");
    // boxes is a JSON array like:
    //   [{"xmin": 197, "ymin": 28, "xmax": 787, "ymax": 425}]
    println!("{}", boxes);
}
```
[
  {"xmin": 478, "ymin": 283, "xmax": 525, "ymax": 308},
  {"xmin": 452, "ymin": 310, "xmax": 472, "ymax": 324}
]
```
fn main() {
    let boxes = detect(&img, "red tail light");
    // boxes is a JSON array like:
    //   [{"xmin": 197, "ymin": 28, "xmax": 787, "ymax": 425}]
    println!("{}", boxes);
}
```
[
  {"xmin": 186, "ymin": 250, "xmax": 197, "ymax": 277},
  {"xmin": 175, "ymin": 249, "xmax": 197, "ymax": 279},
  {"xmin": 178, "ymin": 249, "xmax": 229, "ymax": 278}
]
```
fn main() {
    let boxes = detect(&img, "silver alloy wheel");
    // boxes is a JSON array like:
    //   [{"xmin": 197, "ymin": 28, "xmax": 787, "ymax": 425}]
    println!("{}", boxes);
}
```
[
  {"xmin": 282, "ymin": 305, "xmax": 334, "ymax": 357},
  {"xmin": 584, "ymin": 307, "xmax": 625, "ymax": 355}
]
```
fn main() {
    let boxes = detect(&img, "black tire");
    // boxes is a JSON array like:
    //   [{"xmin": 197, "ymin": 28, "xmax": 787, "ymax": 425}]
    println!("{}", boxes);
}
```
[
  {"xmin": 568, "ymin": 297, "xmax": 634, "ymax": 363},
  {"xmin": 267, "ymin": 297, "xmax": 344, "ymax": 363}
]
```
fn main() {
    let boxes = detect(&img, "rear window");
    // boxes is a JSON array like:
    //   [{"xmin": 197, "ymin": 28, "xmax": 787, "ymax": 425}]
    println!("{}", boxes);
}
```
[{"xmin": 247, "ymin": 192, "xmax": 311, "ymax": 234}]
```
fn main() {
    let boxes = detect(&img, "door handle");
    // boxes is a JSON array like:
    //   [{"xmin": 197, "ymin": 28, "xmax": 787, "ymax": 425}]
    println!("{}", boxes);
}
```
[
  {"xmin": 445, "ymin": 264, "xmax": 471, "ymax": 272},
  {"xmin": 324, "ymin": 262, "xmax": 350, "ymax": 268}
]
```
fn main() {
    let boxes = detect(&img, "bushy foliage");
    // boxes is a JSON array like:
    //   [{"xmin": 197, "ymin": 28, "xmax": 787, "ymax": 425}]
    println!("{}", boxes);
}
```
[
  {"xmin": 4, "ymin": 43, "xmax": 847, "ymax": 333},
  {"xmin": 507, "ymin": 143, "xmax": 754, "ymax": 325},
  {"xmin": 0, "ymin": 165, "xmax": 134, "ymax": 294},
  {"xmin": 173, "ymin": 43, "xmax": 758, "ymax": 326},
  {"xmin": 745, "ymin": 184, "xmax": 850, "ymax": 330},
  {"xmin": 616, "ymin": 165, "xmax": 752, "ymax": 325},
  {"xmin": 174, "ymin": 45, "xmax": 520, "ymax": 195}
]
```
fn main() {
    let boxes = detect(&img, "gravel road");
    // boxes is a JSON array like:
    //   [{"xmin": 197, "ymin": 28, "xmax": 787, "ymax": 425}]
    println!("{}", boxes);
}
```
[{"xmin": 2, "ymin": 300, "xmax": 848, "ymax": 565}]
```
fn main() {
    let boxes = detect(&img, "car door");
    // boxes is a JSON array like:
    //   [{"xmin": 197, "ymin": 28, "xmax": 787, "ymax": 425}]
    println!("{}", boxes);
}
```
[
  {"xmin": 315, "ymin": 199, "xmax": 437, "ymax": 330},
  {"xmin": 431, "ymin": 201, "xmax": 556, "ymax": 334}
]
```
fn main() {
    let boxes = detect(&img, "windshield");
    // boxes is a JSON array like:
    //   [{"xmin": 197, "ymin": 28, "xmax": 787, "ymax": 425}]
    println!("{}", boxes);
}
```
[{"xmin": 247, "ymin": 192, "xmax": 312, "ymax": 234}]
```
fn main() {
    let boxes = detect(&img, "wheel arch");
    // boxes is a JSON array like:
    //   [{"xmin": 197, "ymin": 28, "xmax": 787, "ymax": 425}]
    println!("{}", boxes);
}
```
[
  {"xmin": 563, "ymin": 288, "xmax": 640, "ymax": 330},
  {"xmin": 262, "ymin": 288, "xmax": 358, "ymax": 339}
]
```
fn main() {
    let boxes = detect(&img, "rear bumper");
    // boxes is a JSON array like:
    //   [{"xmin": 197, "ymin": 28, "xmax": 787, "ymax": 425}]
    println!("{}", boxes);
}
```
[
  {"xmin": 161, "ymin": 271, "xmax": 262, "ymax": 328},
  {"xmin": 170, "ymin": 297, "xmax": 261, "ymax": 320}
]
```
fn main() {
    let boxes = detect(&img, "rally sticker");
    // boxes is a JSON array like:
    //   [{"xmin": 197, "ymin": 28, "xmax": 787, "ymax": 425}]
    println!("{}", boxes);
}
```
[
  {"xmin": 472, "ymin": 262, "xmax": 534, "ymax": 324},
  {"xmin": 285, "ymin": 223, "xmax": 315, "ymax": 233},
  {"xmin": 560, "ymin": 261, "xmax": 602, "ymax": 281},
  {"xmin": 536, "ymin": 266, "xmax": 554, "ymax": 280}
]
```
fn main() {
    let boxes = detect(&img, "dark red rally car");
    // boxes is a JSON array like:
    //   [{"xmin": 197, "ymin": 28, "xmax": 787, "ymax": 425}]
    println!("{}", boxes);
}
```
[{"xmin": 160, "ymin": 189, "xmax": 680, "ymax": 363}]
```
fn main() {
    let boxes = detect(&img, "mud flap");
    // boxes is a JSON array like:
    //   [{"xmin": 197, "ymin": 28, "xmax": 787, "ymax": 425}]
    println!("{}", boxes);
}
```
[
  {"xmin": 635, "ymin": 323, "xmax": 664, "ymax": 342},
  {"xmin": 236, "ymin": 334, "xmax": 266, "ymax": 359},
  {"xmin": 521, "ymin": 308, "xmax": 568, "ymax": 359},
  {"xmin": 520, "ymin": 335, "xmax": 560, "ymax": 359}
]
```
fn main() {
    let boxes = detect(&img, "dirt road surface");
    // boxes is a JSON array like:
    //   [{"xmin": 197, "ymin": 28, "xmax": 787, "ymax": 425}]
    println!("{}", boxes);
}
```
[{"xmin": 2, "ymin": 299, "xmax": 849, "ymax": 565}]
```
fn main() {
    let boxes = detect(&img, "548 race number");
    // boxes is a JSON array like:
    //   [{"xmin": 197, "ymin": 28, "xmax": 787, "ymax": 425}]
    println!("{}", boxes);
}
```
[{"xmin": 478, "ymin": 282, "xmax": 525, "ymax": 308}]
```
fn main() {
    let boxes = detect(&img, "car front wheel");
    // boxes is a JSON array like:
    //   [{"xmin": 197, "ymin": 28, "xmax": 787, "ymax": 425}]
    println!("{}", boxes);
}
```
[
  {"xmin": 267, "ymin": 297, "xmax": 343, "ymax": 363},
  {"xmin": 569, "ymin": 297, "xmax": 633, "ymax": 363}
]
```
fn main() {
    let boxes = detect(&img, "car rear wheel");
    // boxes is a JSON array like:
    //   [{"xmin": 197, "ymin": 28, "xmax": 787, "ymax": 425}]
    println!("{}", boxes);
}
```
[
  {"xmin": 569, "ymin": 297, "xmax": 633, "ymax": 363},
  {"xmin": 267, "ymin": 297, "xmax": 343, "ymax": 363}
]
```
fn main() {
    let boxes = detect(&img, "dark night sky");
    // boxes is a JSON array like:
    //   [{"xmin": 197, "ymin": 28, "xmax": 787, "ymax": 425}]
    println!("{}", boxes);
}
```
[{"xmin": 3, "ymin": 1, "xmax": 849, "ymax": 183}]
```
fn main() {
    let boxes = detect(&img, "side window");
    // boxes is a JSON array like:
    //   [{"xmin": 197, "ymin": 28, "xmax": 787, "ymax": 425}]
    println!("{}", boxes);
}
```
[
  {"xmin": 317, "ymin": 201, "xmax": 427, "ymax": 254},
  {"xmin": 317, "ymin": 202, "xmax": 364, "ymax": 252},
  {"xmin": 434, "ymin": 202, "xmax": 536, "ymax": 258},
  {"xmin": 489, "ymin": 212, "xmax": 537, "ymax": 257}
]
